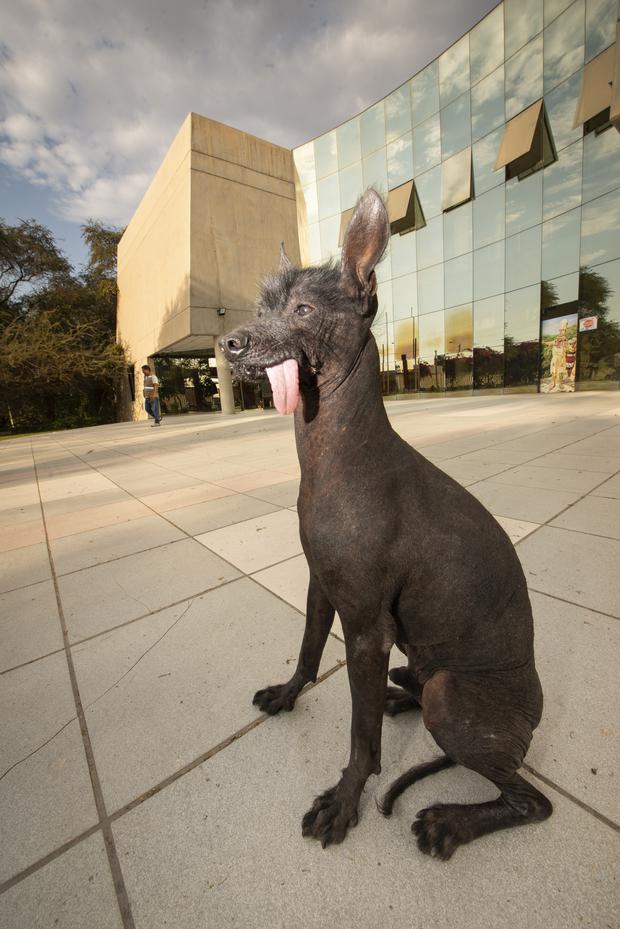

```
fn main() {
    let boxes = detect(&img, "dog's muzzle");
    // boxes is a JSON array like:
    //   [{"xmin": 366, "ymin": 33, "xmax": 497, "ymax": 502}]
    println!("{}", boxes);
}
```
[{"xmin": 219, "ymin": 331, "xmax": 250, "ymax": 361}]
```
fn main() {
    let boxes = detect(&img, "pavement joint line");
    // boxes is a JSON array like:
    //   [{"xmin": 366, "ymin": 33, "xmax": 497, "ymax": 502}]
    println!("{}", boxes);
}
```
[
  {"xmin": 29, "ymin": 443, "xmax": 136, "ymax": 929},
  {"xmin": 527, "ymin": 587, "xmax": 620, "ymax": 622},
  {"xmin": 522, "ymin": 764, "xmax": 620, "ymax": 832},
  {"xmin": 0, "ymin": 660, "xmax": 348, "ymax": 897}
]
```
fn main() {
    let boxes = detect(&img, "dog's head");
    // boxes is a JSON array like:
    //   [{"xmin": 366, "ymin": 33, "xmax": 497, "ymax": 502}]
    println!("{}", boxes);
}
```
[{"xmin": 219, "ymin": 189, "xmax": 389, "ymax": 414}]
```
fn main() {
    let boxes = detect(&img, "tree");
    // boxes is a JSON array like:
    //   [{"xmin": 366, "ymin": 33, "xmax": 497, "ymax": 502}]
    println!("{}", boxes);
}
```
[{"xmin": 0, "ymin": 219, "xmax": 71, "ymax": 307}]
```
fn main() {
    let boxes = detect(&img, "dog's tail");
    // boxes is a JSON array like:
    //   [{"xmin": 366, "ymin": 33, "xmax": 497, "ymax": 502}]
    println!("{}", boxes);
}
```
[{"xmin": 377, "ymin": 755, "xmax": 455, "ymax": 817}]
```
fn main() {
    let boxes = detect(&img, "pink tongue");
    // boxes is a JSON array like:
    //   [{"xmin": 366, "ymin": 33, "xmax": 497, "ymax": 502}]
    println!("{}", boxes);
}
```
[{"xmin": 266, "ymin": 359, "xmax": 300, "ymax": 415}]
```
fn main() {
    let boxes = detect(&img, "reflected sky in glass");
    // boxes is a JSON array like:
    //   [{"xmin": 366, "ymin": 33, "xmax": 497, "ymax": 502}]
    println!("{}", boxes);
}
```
[
  {"xmin": 317, "ymin": 173, "xmax": 340, "ymax": 220},
  {"xmin": 411, "ymin": 60, "xmax": 440, "ymax": 126},
  {"xmin": 440, "ymin": 93, "xmax": 471, "ymax": 159},
  {"xmin": 541, "ymin": 270, "xmax": 579, "ymax": 308},
  {"xmin": 474, "ymin": 184, "xmax": 505, "ymax": 249},
  {"xmin": 542, "ymin": 206, "xmax": 582, "ymax": 278},
  {"xmin": 392, "ymin": 271, "xmax": 418, "ymax": 318},
  {"xmin": 505, "ymin": 0, "xmax": 543, "ymax": 58},
  {"xmin": 470, "ymin": 4, "xmax": 504, "ymax": 84},
  {"xmin": 337, "ymin": 119, "xmax": 361, "ymax": 169},
  {"xmin": 417, "ymin": 214, "xmax": 444, "ymax": 269},
  {"xmin": 585, "ymin": 0, "xmax": 617, "ymax": 61},
  {"xmin": 506, "ymin": 225, "xmax": 543, "ymax": 290},
  {"xmin": 387, "ymin": 133, "xmax": 413, "ymax": 189},
  {"xmin": 505, "ymin": 172, "xmax": 543, "ymax": 236},
  {"xmin": 474, "ymin": 240, "xmax": 506, "ymax": 299},
  {"xmin": 390, "ymin": 230, "xmax": 417, "ymax": 278},
  {"xmin": 418, "ymin": 264, "xmax": 445, "ymax": 314},
  {"xmin": 543, "ymin": 0, "xmax": 584, "ymax": 93},
  {"xmin": 413, "ymin": 113, "xmax": 441, "ymax": 175},
  {"xmin": 581, "ymin": 188, "xmax": 620, "ymax": 267},
  {"xmin": 505, "ymin": 283, "xmax": 541, "ymax": 341},
  {"xmin": 543, "ymin": 139, "xmax": 582, "ymax": 220},
  {"xmin": 439, "ymin": 35, "xmax": 470, "ymax": 107},
  {"xmin": 446, "ymin": 303, "xmax": 474, "ymax": 352},
  {"xmin": 415, "ymin": 164, "xmax": 442, "ymax": 219},
  {"xmin": 386, "ymin": 85, "xmax": 411, "ymax": 143},
  {"xmin": 445, "ymin": 253, "xmax": 473, "ymax": 308},
  {"xmin": 360, "ymin": 102, "xmax": 386, "ymax": 157},
  {"xmin": 471, "ymin": 66, "xmax": 505, "ymax": 142},
  {"xmin": 299, "ymin": 184, "xmax": 319, "ymax": 225},
  {"xmin": 473, "ymin": 126, "xmax": 506, "ymax": 194},
  {"xmin": 362, "ymin": 148, "xmax": 388, "ymax": 194},
  {"xmin": 505, "ymin": 34, "xmax": 543, "ymax": 120},
  {"xmin": 418, "ymin": 308, "xmax": 445, "ymax": 355},
  {"xmin": 314, "ymin": 131, "xmax": 338, "ymax": 179},
  {"xmin": 582, "ymin": 128, "xmax": 620, "ymax": 203},
  {"xmin": 474, "ymin": 294, "xmax": 505, "ymax": 346},
  {"xmin": 319, "ymin": 215, "xmax": 340, "ymax": 260},
  {"xmin": 544, "ymin": 0, "xmax": 573, "ymax": 26},
  {"xmin": 339, "ymin": 162, "xmax": 363, "ymax": 211},
  {"xmin": 444, "ymin": 201, "xmax": 473, "ymax": 259},
  {"xmin": 544, "ymin": 69, "xmax": 582, "ymax": 152},
  {"xmin": 293, "ymin": 142, "xmax": 315, "ymax": 189}
]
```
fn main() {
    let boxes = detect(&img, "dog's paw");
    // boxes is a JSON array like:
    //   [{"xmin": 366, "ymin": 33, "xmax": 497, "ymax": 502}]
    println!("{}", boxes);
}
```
[
  {"xmin": 252, "ymin": 683, "xmax": 297, "ymax": 715},
  {"xmin": 412, "ymin": 804, "xmax": 465, "ymax": 860},
  {"xmin": 384, "ymin": 686, "xmax": 419, "ymax": 716},
  {"xmin": 301, "ymin": 786, "xmax": 359, "ymax": 848}
]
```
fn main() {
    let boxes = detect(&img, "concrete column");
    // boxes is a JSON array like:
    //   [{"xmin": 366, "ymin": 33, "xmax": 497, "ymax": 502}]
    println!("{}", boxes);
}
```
[{"xmin": 214, "ymin": 339, "xmax": 235, "ymax": 414}]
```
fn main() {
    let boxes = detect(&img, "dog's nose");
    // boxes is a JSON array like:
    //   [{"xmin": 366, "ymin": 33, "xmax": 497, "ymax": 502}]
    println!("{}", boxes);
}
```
[{"xmin": 220, "ymin": 332, "xmax": 250, "ymax": 358}]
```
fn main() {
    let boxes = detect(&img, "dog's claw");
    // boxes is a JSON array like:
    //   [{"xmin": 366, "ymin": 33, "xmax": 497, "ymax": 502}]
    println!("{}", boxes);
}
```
[
  {"xmin": 302, "ymin": 785, "xmax": 359, "ymax": 847},
  {"xmin": 384, "ymin": 686, "xmax": 420, "ymax": 716},
  {"xmin": 412, "ymin": 804, "xmax": 464, "ymax": 861},
  {"xmin": 252, "ymin": 683, "xmax": 297, "ymax": 715}
]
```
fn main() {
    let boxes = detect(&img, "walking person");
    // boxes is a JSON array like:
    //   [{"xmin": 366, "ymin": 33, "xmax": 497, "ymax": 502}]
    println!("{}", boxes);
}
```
[{"xmin": 142, "ymin": 364, "xmax": 162, "ymax": 426}]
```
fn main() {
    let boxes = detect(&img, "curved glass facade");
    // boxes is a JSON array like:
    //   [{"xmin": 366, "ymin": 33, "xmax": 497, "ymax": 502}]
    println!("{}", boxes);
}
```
[{"xmin": 293, "ymin": 0, "xmax": 620, "ymax": 394}]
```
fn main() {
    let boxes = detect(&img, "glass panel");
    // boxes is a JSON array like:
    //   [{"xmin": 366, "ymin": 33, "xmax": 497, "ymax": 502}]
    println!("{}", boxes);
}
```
[
  {"xmin": 474, "ymin": 185, "xmax": 505, "ymax": 249},
  {"xmin": 339, "ymin": 162, "xmax": 364, "ymax": 211},
  {"xmin": 444, "ymin": 201, "xmax": 473, "ymax": 259},
  {"xmin": 376, "ymin": 247, "xmax": 392, "ymax": 284},
  {"xmin": 545, "ymin": 0, "xmax": 574, "ymax": 25},
  {"xmin": 394, "ymin": 317, "xmax": 417, "ymax": 391},
  {"xmin": 418, "ymin": 264, "xmax": 444, "ymax": 314},
  {"xmin": 474, "ymin": 294, "xmax": 505, "ymax": 345},
  {"xmin": 417, "ymin": 214, "xmax": 443, "ymax": 269},
  {"xmin": 418, "ymin": 310, "xmax": 446, "ymax": 356},
  {"xmin": 411, "ymin": 60, "xmax": 440, "ymax": 127},
  {"xmin": 506, "ymin": 171, "xmax": 543, "ymax": 236},
  {"xmin": 505, "ymin": 35, "xmax": 543, "ymax": 120},
  {"xmin": 293, "ymin": 142, "xmax": 315, "ymax": 188},
  {"xmin": 386, "ymin": 85, "xmax": 412, "ymax": 143},
  {"xmin": 542, "ymin": 207, "xmax": 582, "ymax": 278},
  {"xmin": 445, "ymin": 304, "xmax": 474, "ymax": 352},
  {"xmin": 442, "ymin": 147, "xmax": 472, "ymax": 211},
  {"xmin": 581, "ymin": 189, "xmax": 620, "ymax": 267},
  {"xmin": 387, "ymin": 133, "xmax": 413, "ymax": 189},
  {"xmin": 393, "ymin": 272, "xmax": 418, "ymax": 319},
  {"xmin": 362, "ymin": 148, "xmax": 388, "ymax": 194},
  {"xmin": 439, "ymin": 35, "xmax": 470, "ymax": 107},
  {"xmin": 544, "ymin": 70, "xmax": 583, "ymax": 152},
  {"xmin": 471, "ymin": 66, "xmax": 505, "ymax": 142},
  {"xmin": 582, "ymin": 128, "xmax": 620, "ymax": 203},
  {"xmin": 415, "ymin": 164, "xmax": 442, "ymax": 219},
  {"xmin": 543, "ymin": 139, "xmax": 583, "ymax": 220},
  {"xmin": 472, "ymin": 126, "xmax": 505, "ymax": 194},
  {"xmin": 577, "ymin": 258, "xmax": 620, "ymax": 386},
  {"xmin": 319, "ymin": 215, "xmax": 340, "ymax": 260},
  {"xmin": 440, "ymin": 93, "xmax": 471, "ymax": 160},
  {"xmin": 542, "ymin": 271, "xmax": 580, "ymax": 309},
  {"xmin": 474, "ymin": 240, "xmax": 506, "ymax": 299},
  {"xmin": 474, "ymin": 344, "xmax": 505, "ymax": 388},
  {"xmin": 337, "ymin": 118, "xmax": 361, "ymax": 169},
  {"xmin": 298, "ymin": 184, "xmax": 319, "ymax": 225},
  {"xmin": 317, "ymin": 173, "xmax": 340, "ymax": 220},
  {"xmin": 307, "ymin": 222, "xmax": 322, "ymax": 265},
  {"xmin": 470, "ymin": 5, "xmax": 504, "ymax": 84},
  {"xmin": 413, "ymin": 113, "xmax": 441, "ymax": 175},
  {"xmin": 445, "ymin": 253, "xmax": 473, "ymax": 308},
  {"xmin": 504, "ymin": 284, "xmax": 541, "ymax": 388},
  {"xmin": 585, "ymin": 0, "xmax": 617, "ymax": 61},
  {"xmin": 360, "ymin": 102, "xmax": 386, "ymax": 156},
  {"xmin": 544, "ymin": 0, "xmax": 585, "ymax": 93},
  {"xmin": 505, "ymin": 0, "xmax": 544, "ymax": 58},
  {"xmin": 390, "ymin": 230, "xmax": 417, "ymax": 278},
  {"xmin": 314, "ymin": 131, "xmax": 338, "ymax": 179},
  {"xmin": 506, "ymin": 225, "xmax": 542, "ymax": 290}
]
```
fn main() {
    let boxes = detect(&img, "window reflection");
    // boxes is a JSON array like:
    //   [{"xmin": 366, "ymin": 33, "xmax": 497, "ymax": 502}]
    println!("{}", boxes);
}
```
[
  {"xmin": 445, "ymin": 253, "xmax": 473, "ymax": 308},
  {"xmin": 542, "ymin": 207, "xmax": 582, "ymax": 279},
  {"xmin": 418, "ymin": 310, "xmax": 446, "ymax": 391},
  {"xmin": 393, "ymin": 271, "xmax": 418, "ymax": 318},
  {"xmin": 337, "ymin": 119, "xmax": 361, "ymax": 169},
  {"xmin": 305, "ymin": 222, "xmax": 322, "ymax": 265},
  {"xmin": 544, "ymin": 0, "xmax": 573, "ymax": 25},
  {"xmin": 544, "ymin": 70, "xmax": 582, "ymax": 152},
  {"xmin": 394, "ymin": 317, "xmax": 417, "ymax": 392},
  {"xmin": 439, "ymin": 35, "xmax": 470, "ymax": 107},
  {"xmin": 471, "ymin": 66, "xmax": 505, "ymax": 142},
  {"xmin": 387, "ymin": 132, "xmax": 413, "ymax": 189},
  {"xmin": 418, "ymin": 264, "xmax": 444, "ymax": 314},
  {"xmin": 470, "ymin": 5, "xmax": 504, "ymax": 85},
  {"xmin": 441, "ymin": 93, "xmax": 471, "ymax": 160},
  {"xmin": 442, "ymin": 147, "xmax": 472, "ymax": 212},
  {"xmin": 314, "ymin": 132, "xmax": 338, "ymax": 179},
  {"xmin": 541, "ymin": 271, "xmax": 579, "ymax": 311},
  {"xmin": 417, "ymin": 215, "xmax": 444, "ymax": 269},
  {"xmin": 474, "ymin": 240, "xmax": 506, "ymax": 299},
  {"xmin": 585, "ymin": 0, "xmax": 617, "ymax": 62},
  {"xmin": 391, "ymin": 230, "xmax": 417, "ymax": 278},
  {"xmin": 506, "ymin": 225, "xmax": 543, "ymax": 291},
  {"xmin": 474, "ymin": 185, "xmax": 505, "ymax": 249},
  {"xmin": 319, "ymin": 215, "xmax": 340, "ymax": 260},
  {"xmin": 362, "ymin": 148, "xmax": 388, "ymax": 194},
  {"xmin": 581, "ymin": 189, "xmax": 620, "ymax": 268},
  {"xmin": 411, "ymin": 60, "xmax": 440, "ymax": 126},
  {"xmin": 474, "ymin": 294, "xmax": 505, "ymax": 346},
  {"xmin": 544, "ymin": 0, "xmax": 585, "ymax": 93},
  {"xmin": 505, "ymin": 0, "xmax": 543, "ymax": 59},
  {"xmin": 444, "ymin": 201, "xmax": 473, "ymax": 259},
  {"xmin": 543, "ymin": 139, "xmax": 582, "ymax": 220},
  {"xmin": 582, "ymin": 128, "xmax": 620, "ymax": 203},
  {"xmin": 339, "ymin": 162, "xmax": 363, "ymax": 211},
  {"xmin": 360, "ymin": 102, "xmax": 386, "ymax": 157},
  {"xmin": 293, "ymin": 142, "xmax": 316, "ymax": 189},
  {"xmin": 505, "ymin": 34, "xmax": 543, "ymax": 120},
  {"xmin": 473, "ymin": 126, "xmax": 505, "ymax": 195},
  {"xmin": 298, "ymin": 184, "xmax": 319, "ymax": 226},
  {"xmin": 504, "ymin": 284, "xmax": 541, "ymax": 390},
  {"xmin": 415, "ymin": 164, "xmax": 443, "ymax": 219},
  {"xmin": 577, "ymin": 258, "xmax": 620, "ymax": 387},
  {"xmin": 445, "ymin": 303, "xmax": 474, "ymax": 390},
  {"xmin": 317, "ymin": 173, "xmax": 340, "ymax": 220},
  {"xmin": 386, "ymin": 85, "xmax": 412, "ymax": 143},
  {"xmin": 506, "ymin": 171, "xmax": 543, "ymax": 236},
  {"xmin": 413, "ymin": 113, "xmax": 441, "ymax": 175}
]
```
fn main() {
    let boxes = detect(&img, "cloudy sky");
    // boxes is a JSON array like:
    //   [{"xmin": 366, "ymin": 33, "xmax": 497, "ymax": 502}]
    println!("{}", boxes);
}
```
[{"xmin": 1, "ymin": 0, "xmax": 496, "ymax": 268}]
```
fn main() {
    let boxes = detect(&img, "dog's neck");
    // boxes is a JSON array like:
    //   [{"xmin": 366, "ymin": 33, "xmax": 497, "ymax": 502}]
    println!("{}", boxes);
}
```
[{"xmin": 294, "ymin": 334, "xmax": 392, "ymax": 474}]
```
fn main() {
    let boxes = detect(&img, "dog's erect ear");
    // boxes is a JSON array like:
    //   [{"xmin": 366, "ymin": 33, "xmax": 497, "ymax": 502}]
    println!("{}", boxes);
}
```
[
  {"xmin": 279, "ymin": 241, "xmax": 293, "ymax": 273},
  {"xmin": 340, "ymin": 189, "xmax": 389, "ymax": 302}
]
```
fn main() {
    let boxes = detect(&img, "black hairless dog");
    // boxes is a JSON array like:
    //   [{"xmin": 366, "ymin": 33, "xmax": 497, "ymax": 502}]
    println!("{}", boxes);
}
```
[{"xmin": 220, "ymin": 190, "xmax": 552, "ymax": 859}]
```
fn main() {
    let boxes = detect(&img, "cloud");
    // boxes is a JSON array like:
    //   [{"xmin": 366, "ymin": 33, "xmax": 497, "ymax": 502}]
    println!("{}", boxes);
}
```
[{"xmin": 0, "ymin": 0, "xmax": 497, "ymax": 227}]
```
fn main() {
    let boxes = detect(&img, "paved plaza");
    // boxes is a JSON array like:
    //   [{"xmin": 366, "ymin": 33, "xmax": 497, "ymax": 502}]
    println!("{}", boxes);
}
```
[{"xmin": 0, "ymin": 393, "xmax": 619, "ymax": 929}]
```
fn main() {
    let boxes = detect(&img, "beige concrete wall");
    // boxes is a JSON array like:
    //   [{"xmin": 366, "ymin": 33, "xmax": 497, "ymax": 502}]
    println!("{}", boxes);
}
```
[{"xmin": 117, "ymin": 111, "xmax": 299, "ymax": 420}]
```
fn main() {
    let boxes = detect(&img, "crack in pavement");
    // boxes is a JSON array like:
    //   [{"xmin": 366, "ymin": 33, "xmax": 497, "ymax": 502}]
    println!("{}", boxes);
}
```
[{"xmin": 0, "ymin": 716, "xmax": 77, "ymax": 782}]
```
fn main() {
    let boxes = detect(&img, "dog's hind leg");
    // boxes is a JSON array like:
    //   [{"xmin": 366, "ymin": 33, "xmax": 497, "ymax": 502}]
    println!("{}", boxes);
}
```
[
  {"xmin": 385, "ymin": 664, "xmax": 422, "ymax": 716},
  {"xmin": 412, "ymin": 667, "xmax": 552, "ymax": 860},
  {"xmin": 253, "ymin": 573, "xmax": 335, "ymax": 715}
]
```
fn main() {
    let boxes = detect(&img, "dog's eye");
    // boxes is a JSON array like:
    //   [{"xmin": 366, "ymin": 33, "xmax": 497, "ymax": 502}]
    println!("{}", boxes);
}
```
[{"xmin": 295, "ymin": 304, "xmax": 314, "ymax": 317}]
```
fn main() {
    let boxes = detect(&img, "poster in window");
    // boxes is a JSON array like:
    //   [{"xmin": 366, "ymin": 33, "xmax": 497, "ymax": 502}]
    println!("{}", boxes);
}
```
[
  {"xmin": 540, "ymin": 314, "xmax": 578, "ymax": 393},
  {"xmin": 579, "ymin": 316, "xmax": 598, "ymax": 332}
]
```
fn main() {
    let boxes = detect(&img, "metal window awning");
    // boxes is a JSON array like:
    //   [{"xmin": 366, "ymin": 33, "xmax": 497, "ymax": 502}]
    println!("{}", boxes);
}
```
[
  {"xmin": 387, "ymin": 181, "xmax": 425, "ymax": 234},
  {"xmin": 494, "ymin": 100, "xmax": 543, "ymax": 171},
  {"xmin": 573, "ymin": 44, "xmax": 615, "ymax": 128},
  {"xmin": 442, "ymin": 146, "xmax": 472, "ymax": 211}
]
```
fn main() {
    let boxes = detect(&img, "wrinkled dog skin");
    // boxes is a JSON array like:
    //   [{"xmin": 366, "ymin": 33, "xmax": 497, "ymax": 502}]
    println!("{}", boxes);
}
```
[{"xmin": 220, "ymin": 190, "xmax": 552, "ymax": 859}]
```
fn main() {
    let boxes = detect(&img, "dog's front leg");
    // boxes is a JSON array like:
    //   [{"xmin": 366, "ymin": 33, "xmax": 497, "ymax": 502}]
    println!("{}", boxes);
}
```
[
  {"xmin": 302, "ymin": 624, "xmax": 390, "ymax": 847},
  {"xmin": 253, "ymin": 573, "xmax": 335, "ymax": 715}
]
